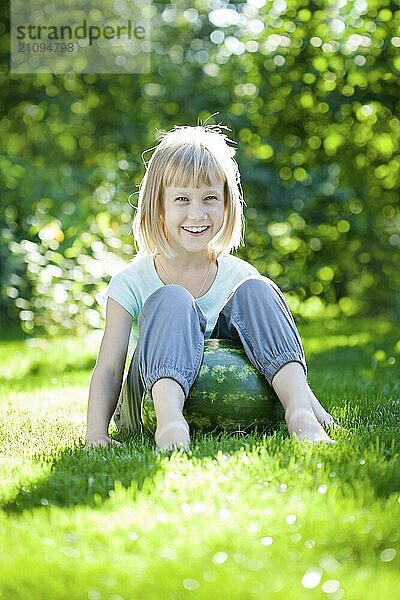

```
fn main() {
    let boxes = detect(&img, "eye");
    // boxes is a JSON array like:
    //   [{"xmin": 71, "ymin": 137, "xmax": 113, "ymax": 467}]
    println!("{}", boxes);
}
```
[
  {"xmin": 175, "ymin": 196, "xmax": 189, "ymax": 202},
  {"xmin": 205, "ymin": 195, "xmax": 218, "ymax": 201}
]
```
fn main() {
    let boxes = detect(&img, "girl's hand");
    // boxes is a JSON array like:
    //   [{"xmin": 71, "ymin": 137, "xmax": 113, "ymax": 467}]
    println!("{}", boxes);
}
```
[{"xmin": 84, "ymin": 434, "xmax": 122, "ymax": 450}]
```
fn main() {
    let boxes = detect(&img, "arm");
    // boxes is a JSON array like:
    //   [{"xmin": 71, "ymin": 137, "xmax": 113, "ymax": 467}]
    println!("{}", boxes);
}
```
[{"xmin": 85, "ymin": 297, "xmax": 133, "ymax": 447}]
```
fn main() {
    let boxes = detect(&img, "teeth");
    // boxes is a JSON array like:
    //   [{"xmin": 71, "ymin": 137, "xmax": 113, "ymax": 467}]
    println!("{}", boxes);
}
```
[{"xmin": 182, "ymin": 226, "xmax": 209, "ymax": 233}]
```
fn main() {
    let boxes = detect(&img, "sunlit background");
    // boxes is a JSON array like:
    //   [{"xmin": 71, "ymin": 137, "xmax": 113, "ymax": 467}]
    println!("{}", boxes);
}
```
[{"xmin": 1, "ymin": 0, "xmax": 399, "ymax": 335}]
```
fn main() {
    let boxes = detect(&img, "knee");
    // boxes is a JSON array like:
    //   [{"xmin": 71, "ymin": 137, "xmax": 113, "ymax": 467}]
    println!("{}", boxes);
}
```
[
  {"xmin": 234, "ymin": 276, "xmax": 278, "ymax": 299},
  {"xmin": 145, "ymin": 284, "xmax": 195, "ymax": 311},
  {"xmin": 158, "ymin": 284, "xmax": 194, "ymax": 303}
]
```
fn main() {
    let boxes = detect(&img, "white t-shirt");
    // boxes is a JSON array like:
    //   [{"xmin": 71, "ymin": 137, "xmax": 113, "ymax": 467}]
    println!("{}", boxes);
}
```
[{"xmin": 97, "ymin": 252, "xmax": 260, "ymax": 359}]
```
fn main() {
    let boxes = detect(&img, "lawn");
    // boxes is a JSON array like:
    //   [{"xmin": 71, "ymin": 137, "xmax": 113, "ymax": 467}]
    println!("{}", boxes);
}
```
[{"xmin": 0, "ymin": 318, "xmax": 399, "ymax": 599}]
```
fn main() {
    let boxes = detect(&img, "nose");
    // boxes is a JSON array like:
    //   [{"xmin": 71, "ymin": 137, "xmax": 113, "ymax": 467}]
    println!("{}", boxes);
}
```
[{"xmin": 188, "ymin": 206, "xmax": 208, "ymax": 220}]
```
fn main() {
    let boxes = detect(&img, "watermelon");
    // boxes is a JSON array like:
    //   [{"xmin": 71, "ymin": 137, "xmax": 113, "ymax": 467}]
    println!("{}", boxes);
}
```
[{"xmin": 141, "ymin": 338, "xmax": 284, "ymax": 434}]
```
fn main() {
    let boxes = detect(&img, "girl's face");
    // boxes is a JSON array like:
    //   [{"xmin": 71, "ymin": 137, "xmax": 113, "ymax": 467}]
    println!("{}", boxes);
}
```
[{"xmin": 162, "ymin": 173, "xmax": 225, "ymax": 258}]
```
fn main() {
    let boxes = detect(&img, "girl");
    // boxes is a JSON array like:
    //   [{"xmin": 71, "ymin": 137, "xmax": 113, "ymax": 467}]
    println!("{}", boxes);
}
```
[{"xmin": 85, "ymin": 124, "xmax": 337, "ymax": 451}]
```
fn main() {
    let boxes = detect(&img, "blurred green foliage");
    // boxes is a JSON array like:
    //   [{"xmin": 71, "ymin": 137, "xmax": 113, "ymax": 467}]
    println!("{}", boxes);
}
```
[{"xmin": 1, "ymin": 0, "xmax": 399, "ymax": 334}]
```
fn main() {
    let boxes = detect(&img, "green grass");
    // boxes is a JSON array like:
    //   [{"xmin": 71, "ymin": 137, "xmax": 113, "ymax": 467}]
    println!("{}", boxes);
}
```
[{"xmin": 0, "ymin": 318, "xmax": 399, "ymax": 599}]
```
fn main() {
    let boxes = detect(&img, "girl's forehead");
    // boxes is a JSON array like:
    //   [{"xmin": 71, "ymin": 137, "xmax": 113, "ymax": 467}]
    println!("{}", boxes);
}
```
[{"xmin": 164, "ymin": 171, "xmax": 225, "ymax": 190}]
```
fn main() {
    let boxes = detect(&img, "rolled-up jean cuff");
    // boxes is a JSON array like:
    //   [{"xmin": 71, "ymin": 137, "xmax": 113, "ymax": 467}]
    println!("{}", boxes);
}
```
[
  {"xmin": 263, "ymin": 354, "xmax": 307, "ymax": 386},
  {"xmin": 145, "ymin": 368, "xmax": 192, "ymax": 399}
]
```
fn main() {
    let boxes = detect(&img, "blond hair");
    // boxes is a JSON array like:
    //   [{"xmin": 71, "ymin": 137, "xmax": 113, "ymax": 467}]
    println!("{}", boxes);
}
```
[{"xmin": 132, "ymin": 124, "xmax": 245, "ymax": 260}]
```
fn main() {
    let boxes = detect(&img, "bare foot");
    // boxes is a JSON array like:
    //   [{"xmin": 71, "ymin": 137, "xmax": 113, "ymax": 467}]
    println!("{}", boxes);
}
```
[
  {"xmin": 307, "ymin": 385, "xmax": 340, "ymax": 429},
  {"xmin": 285, "ymin": 408, "xmax": 336, "ymax": 444},
  {"xmin": 155, "ymin": 419, "xmax": 190, "ymax": 451}
]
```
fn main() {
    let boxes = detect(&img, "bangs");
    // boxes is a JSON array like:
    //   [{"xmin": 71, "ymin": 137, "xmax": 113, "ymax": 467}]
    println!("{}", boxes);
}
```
[{"xmin": 161, "ymin": 144, "xmax": 226, "ymax": 189}]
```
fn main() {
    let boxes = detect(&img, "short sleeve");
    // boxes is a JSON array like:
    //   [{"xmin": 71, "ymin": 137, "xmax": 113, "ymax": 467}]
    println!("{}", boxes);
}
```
[
  {"xmin": 96, "ymin": 271, "xmax": 139, "ymax": 318},
  {"xmin": 237, "ymin": 256, "xmax": 260, "ymax": 277},
  {"xmin": 246, "ymin": 262, "xmax": 260, "ymax": 276}
]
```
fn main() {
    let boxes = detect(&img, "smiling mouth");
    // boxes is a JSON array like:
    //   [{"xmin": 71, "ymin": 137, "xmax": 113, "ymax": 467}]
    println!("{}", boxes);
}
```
[{"xmin": 181, "ymin": 226, "xmax": 211, "ymax": 235}]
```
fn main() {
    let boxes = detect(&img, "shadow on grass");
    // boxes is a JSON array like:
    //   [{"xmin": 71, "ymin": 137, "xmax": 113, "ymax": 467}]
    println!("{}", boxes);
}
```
[
  {"xmin": 1, "ymin": 431, "xmax": 158, "ymax": 513},
  {"xmin": 2, "ymin": 409, "xmax": 400, "ymax": 514},
  {"xmin": 1, "ymin": 425, "xmax": 286, "ymax": 514}
]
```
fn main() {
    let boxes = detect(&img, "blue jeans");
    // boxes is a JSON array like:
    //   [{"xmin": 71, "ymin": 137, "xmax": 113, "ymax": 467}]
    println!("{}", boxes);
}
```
[{"xmin": 114, "ymin": 276, "xmax": 307, "ymax": 432}]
